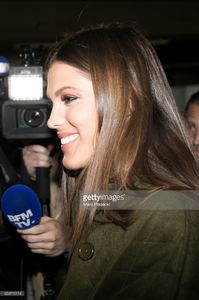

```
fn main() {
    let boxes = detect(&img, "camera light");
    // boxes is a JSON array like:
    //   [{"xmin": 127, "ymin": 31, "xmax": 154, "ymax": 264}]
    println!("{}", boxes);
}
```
[
  {"xmin": 8, "ymin": 66, "xmax": 43, "ymax": 101},
  {"xmin": 0, "ymin": 56, "xmax": 10, "ymax": 77}
]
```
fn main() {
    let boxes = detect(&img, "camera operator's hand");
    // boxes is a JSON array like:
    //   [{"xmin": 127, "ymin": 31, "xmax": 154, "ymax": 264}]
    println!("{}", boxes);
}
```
[
  {"xmin": 17, "ymin": 216, "xmax": 72, "ymax": 257},
  {"xmin": 22, "ymin": 144, "xmax": 54, "ymax": 180}
]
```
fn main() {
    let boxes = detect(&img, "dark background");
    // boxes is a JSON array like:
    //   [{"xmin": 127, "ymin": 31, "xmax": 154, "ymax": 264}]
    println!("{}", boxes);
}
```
[
  {"xmin": 1, "ymin": 0, "xmax": 199, "ymax": 43},
  {"xmin": 0, "ymin": 0, "xmax": 199, "ymax": 87}
]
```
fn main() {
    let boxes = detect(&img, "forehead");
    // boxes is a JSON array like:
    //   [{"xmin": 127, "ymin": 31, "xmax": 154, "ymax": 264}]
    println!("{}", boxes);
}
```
[
  {"xmin": 47, "ymin": 62, "xmax": 87, "ymax": 81},
  {"xmin": 47, "ymin": 62, "xmax": 92, "ymax": 96}
]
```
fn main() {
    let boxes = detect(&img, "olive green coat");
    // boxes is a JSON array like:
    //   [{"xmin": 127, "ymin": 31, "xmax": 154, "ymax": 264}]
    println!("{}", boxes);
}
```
[{"xmin": 57, "ymin": 191, "xmax": 199, "ymax": 300}]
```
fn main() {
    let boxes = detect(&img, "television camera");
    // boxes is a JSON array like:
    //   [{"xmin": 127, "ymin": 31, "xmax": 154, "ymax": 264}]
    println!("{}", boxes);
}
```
[
  {"xmin": 0, "ymin": 98, "xmax": 53, "ymax": 140},
  {"xmin": 0, "ymin": 53, "xmax": 54, "ymax": 141},
  {"xmin": 0, "ymin": 53, "xmax": 55, "ymax": 204}
]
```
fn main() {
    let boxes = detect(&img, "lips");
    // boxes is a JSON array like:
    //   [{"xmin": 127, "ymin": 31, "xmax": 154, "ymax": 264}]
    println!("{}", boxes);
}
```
[{"xmin": 60, "ymin": 134, "xmax": 79, "ymax": 145}]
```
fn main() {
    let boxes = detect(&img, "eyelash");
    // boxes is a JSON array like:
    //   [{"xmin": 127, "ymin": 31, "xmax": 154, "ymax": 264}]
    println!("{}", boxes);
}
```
[{"xmin": 61, "ymin": 95, "xmax": 78, "ymax": 103}]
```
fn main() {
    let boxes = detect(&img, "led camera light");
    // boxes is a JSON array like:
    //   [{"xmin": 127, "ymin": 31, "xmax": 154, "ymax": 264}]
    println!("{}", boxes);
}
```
[{"xmin": 8, "ymin": 66, "xmax": 43, "ymax": 101}]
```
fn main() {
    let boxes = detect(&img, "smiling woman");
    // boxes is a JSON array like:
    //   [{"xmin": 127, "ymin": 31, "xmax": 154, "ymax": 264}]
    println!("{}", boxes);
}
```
[
  {"xmin": 47, "ymin": 62, "xmax": 98, "ymax": 170},
  {"xmin": 18, "ymin": 22, "xmax": 199, "ymax": 300}
]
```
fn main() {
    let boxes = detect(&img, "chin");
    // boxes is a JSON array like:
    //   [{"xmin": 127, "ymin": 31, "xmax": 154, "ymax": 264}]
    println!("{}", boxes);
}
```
[{"xmin": 62, "ymin": 158, "xmax": 85, "ymax": 171}]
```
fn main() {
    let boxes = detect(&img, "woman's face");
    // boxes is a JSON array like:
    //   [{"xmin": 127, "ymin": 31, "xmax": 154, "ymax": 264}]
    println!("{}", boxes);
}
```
[{"xmin": 47, "ymin": 62, "xmax": 98, "ymax": 170}]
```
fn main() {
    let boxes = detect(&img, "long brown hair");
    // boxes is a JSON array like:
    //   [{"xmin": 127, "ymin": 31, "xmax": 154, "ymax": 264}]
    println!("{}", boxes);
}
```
[{"xmin": 46, "ymin": 22, "xmax": 199, "ymax": 250}]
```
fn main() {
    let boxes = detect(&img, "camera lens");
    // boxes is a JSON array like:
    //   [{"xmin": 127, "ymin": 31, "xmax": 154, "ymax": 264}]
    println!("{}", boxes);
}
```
[{"xmin": 23, "ymin": 109, "xmax": 45, "ymax": 127}]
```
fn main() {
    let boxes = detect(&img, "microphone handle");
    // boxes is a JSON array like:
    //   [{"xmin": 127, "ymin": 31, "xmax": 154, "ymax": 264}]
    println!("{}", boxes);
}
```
[{"xmin": 36, "ymin": 167, "xmax": 50, "ymax": 216}]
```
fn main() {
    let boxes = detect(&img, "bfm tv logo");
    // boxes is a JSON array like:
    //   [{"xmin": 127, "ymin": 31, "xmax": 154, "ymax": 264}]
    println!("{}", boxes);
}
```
[{"xmin": 7, "ymin": 209, "xmax": 35, "ymax": 228}]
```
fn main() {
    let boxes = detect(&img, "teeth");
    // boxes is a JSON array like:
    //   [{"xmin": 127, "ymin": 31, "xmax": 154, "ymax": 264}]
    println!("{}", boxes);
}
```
[{"xmin": 61, "ymin": 134, "xmax": 79, "ymax": 145}]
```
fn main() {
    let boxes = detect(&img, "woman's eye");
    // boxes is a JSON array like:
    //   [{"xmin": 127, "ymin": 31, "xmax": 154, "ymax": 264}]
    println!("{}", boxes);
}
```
[{"xmin": 61, "ymin": 95, "xmax": 78, "ymax": 103}]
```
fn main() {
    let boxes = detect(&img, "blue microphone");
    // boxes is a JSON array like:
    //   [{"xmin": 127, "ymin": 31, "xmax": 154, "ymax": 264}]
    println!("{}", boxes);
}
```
[
  {"xmin": 1, "ymin": 184, "xmax": 42, "ymax": 229},
  {"xmin": 0, "ymin": 56, "xmax": 10, "ymax": 77}
]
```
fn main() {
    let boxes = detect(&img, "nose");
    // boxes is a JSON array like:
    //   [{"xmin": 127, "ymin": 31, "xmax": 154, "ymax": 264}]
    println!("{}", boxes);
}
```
[
  {"xmin": 193, "ymin": 128, "xmax": 199, "ymax": 146},
  {"xmin": 47, "ymin": 103, "xmax": 65, "ymax": 129}
]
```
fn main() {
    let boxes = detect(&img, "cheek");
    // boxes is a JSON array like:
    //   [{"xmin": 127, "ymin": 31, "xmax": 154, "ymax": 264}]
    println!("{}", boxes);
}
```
[
  {"xmin": 62, "ymin": 110, "xmax": 98, "ymax": 170},
  {"xmin": 84, "ymin": 109, "xmax": 98, "ymax": 142},
  {"xmin": 68, "ymin": 107, "xmax": 98, "ymax": 137}
]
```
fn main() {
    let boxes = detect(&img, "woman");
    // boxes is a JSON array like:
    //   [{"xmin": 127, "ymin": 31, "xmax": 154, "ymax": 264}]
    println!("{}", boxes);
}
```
[{"xmin": 18, "ymin": 23, "xmax": 199, "ymax": 299}]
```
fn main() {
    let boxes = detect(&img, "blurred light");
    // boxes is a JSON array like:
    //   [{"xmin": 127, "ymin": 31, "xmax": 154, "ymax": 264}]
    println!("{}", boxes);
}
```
[
  {"xmin": 0, "ymin": 56, "xmax": 10, "ymax": 77},
  {"xmin": 8, "ymin": 66, "xmax": 43, "ymax": 101}
]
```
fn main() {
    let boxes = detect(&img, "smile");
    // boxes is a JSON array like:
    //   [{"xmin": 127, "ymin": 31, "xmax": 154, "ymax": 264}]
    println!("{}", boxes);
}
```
[{"xmin": 61, "ymin": 134, "xmax": 79, "ymax": 145}]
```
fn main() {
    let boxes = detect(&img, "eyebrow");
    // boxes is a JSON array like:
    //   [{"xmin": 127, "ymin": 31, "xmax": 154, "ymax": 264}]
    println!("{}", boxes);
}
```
[
  {"xmin": 47, "ymin": 86, "xmax": 84, "ymax": 99},
  {"xmin": 55, "ymin": 86, "xmax": 83, "ymax": 97}
]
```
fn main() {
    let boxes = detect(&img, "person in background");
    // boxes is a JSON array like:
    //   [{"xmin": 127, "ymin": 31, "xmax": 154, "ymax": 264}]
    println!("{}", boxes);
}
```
[
  {"xmin": 21, "ymin": 141, "xmax": 70, "ymax": 260},
  {"xmin": 22, "ymin": 144, "xmax": 53, "ymax": 181},
  {"xmin": 22, "ymin": 144, "xmax": 62, "ymax": 218},
  {"xmin": 184, "ymin": 91, "xmax": 199, "ymax": 161},
  {"xmin": 22, "ymin": 144, "xmax": 65, "ymax": 299},
  {"xmin": 18, "ymin": 22, "xmax": 199, "ymax": 300}
]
